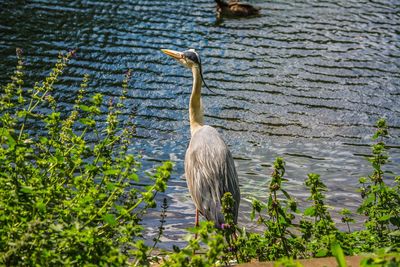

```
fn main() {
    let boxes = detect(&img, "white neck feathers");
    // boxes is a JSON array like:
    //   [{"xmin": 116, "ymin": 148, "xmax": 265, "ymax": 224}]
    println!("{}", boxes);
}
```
[{"xmin": 189, "ymin": 66, "xmax": 204, "ymax": 135}]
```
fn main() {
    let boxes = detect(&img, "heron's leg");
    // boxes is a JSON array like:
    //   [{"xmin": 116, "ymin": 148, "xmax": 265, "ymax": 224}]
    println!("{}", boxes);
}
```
[
  {"xmin": 194, "ymin": 209, "xmax": 199, "ymax": 239},
  {"xmin": 193, "ymin": 209, "xmax": 200, "ymax": 255},
  {"xmin": 195, "ymin": 209, "xmax": 199, "ymax": 227}
]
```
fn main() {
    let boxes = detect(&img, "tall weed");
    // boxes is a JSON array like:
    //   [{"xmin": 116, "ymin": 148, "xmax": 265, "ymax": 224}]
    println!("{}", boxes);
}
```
[{"xmin": 0, "ymin": 49, "xmax": 172, "ymax": 266}]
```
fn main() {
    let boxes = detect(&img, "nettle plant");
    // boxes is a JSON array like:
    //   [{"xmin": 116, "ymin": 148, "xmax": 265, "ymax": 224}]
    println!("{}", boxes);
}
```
[
  {"xmin": 1, "ymin": 49, "xmax": 399, "ymax": 267},
  {"xmin": 250, "ymin": 158, "xmax": 304, "ymax": 261},
  {"xmin": 162, "ymin": 119, "xmax": 400, "ymax": 266},
  {"xmin": 300, "ymin": 173, "xmax": 339, "ymax": 257},
  {"xmin": 358, "ymin": 118, "xmax": 400, "ymax": 247},
  {"xmin": 0, "ymin": 49, "xmax": 172, "ymax": 265}
]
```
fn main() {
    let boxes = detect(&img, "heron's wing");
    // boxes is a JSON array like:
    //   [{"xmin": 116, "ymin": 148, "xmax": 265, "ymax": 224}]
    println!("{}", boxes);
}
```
[{"xmin": 185, "ymin": 125, "xmax": 240, "ymax": 226}]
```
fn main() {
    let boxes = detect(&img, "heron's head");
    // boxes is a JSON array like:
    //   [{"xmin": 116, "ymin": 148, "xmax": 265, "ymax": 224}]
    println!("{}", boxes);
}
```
[
  {"xmin": 161, "ymin": 48, "xmax": 214, "ymax": 92},
  {"xmin": 161, "ymin": 48, "xmax": 201, "ymax": 70}
]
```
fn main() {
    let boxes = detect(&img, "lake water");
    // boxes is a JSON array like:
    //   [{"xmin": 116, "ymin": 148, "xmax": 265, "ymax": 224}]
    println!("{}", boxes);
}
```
[{"xmin": 1, "ymin": 0, "xmax": 399, "ymax": 249}]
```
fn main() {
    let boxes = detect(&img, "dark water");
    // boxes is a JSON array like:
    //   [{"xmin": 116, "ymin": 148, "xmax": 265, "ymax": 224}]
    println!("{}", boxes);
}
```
[{"xmin": 1, "ymin": 0, "xmax": 400, "ymax": 248}]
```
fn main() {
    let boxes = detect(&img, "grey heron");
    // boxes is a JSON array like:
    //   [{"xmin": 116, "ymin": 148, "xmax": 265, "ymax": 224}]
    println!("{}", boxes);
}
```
[{"xmin": 161, "ymin": 48, "xmax": 240, "ymax": 228}]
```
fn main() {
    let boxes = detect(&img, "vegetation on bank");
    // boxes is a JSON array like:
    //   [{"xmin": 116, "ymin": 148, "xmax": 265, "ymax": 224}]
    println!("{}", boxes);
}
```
[
  {"xmin": 161, "ymin": 118, "xmax": 399, "ymax": 267},
  {"xmin": 0, "ymin": 50, "xmax": 172, "ymax": 265},
  {"xmin": 0, "ymin": 51, "xmax": 399, "ymax": 266}
]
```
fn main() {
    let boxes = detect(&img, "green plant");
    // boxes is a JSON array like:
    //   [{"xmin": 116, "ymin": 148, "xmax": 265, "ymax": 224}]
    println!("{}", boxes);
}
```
[
  {"xmin": 340, "ymin": 208, "xmax": 355, "ymax": 233},
  {"xmin": 273, "ymin": 257, "xmax": 304, "ymax": 267},
  {"xmin": 161, "ymin": 221, "xmax": 225, "ymax": 267},
  {"xmin": 249, "ymin": 158, "xmax": 304, "ymax": 261},
  {"xmin": 161, "ymin": 119, "xmax": 400, "ymax": 265},
  {"xmin": 331, "ymin": 243, "xmax": 347, "ymax": 267},
  {"xmin": 2, "ymin": 49, "xmax": 400, "ymax": 266},
  {"xmin": 0, "ymin": 49, "xmax": 172, "ymax": 265},
  {"xmin": 360, "ymin": 248, "xmax": 400, "ymax": 267},
  {"xmin": 300, "ymin": 173, "xmax": 339, "ymax": 257},
  {"xmin": 358, "ymin": 118, "xmax": 400, "ymax": 248}
]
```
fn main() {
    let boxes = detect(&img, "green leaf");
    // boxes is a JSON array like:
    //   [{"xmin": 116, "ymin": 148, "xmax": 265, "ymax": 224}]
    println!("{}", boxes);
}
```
[
  {"xmin": 378, "ymin": 214, "xmax": 391, "ymax": 222},
  {"xmin": 36, "ymin": 201, "xmax": 46, "ymax": 213},
  {"xmin": 331, "ymin": 243, "xmax": 347, "ymax": 267},
  {"xmin": 50, "ymin": 224, "xmax": 63, "ymax": 232},
  {"xmin": 281, "ymin": 189, "xmax": 291, "ymax": 200},
  {"xmin": 47, "ymin": 112, "xmax": 60, "ymax": 120},
  {"xmin": 388, "ymin": 230, "xmax": 400, "ymax": 236},
  {"xmin": 303, "ymin": 207, "xmax": 315, "ymax": 216},
  {"xmin": 20, "ymin": 186, "xmax": 34, "ymax": 194},
  {"xmin": 363, "ymin": 193, "xmax": 375, "ymax": 206},
  {"xmin": 0, "ymin": 128, "xmax": 16, "ymax": 147},
  {"xmin": 79, "ymin": 118, "xmax": 95, "ymax": 127},
  {"xmin": 315, "ymin": 248, "xmax": 328, "ymax": 257},
  {"xmin": 92, "ymin": 93, "xmax": 103, "ymax": 106},
  {"xmin": 114, "ymin": 204, "xmax": 124, "ymax": 213},
  {"xmin": 277, "ymin": 206, "xmax": 289, "ymax": 222},
  {"xmin": 102, "ymin": 214, "xmax": 117, "ymax": 226},
  {"xmin": 359, "ymin": 177, "xmax": 367, "ymax": 183},
  {"xmin": 129, "ymin": 173, "xmax": 139, "ymax": 181},
  {"xmin": 104, "ymin": 169, "xmax": 120, "ymax": 176},
  {"xmin": 98, "ymin": 193, "xmax": 107, "ymax": 200},
  {"xmin": 79, "ymin": 104, "xmax": 90, "ymax": 112},
  {"xmin": 17, "ymin": 110, "xmax": 28, "ymax": 118},
  {"xmin": 339, "ymin": 208, "xmax": 351, "ymax": 216},
  {"xmin": 376, "ymin": 118, "xmax": 386, "ymax": 127},
  {"xmin": 250, "ymin": 209, "xmax": 255, "ymax": 221},
  {"xmin": 267, "ymin": 195, "xmax": 273, "ymax": 209},
  {"xmin": 85, "ymin": 164, "xmax": 97, "ymax": 172},
  {"xmin": 106, "ymin": 182, "xmax": 116, "ymax": 191}
]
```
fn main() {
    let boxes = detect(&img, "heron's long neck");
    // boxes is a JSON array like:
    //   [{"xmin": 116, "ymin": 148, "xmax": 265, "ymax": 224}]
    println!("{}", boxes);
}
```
[{"xmin": 189, "ymin": 67, "xmax": 204, "ymax": 135}]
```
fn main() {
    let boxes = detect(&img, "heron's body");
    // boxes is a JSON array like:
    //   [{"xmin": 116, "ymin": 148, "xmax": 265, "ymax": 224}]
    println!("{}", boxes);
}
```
[
  {"xmin": 216, "ymin": 0, "xmax": 260, "ymax": 18},
  {"xmin": 185, "ymin": 125, "xmax": 240, "ymax": 225},
  {"xmin": 161, "ymin": 48, "xmax": 240, "ymax": 227}
]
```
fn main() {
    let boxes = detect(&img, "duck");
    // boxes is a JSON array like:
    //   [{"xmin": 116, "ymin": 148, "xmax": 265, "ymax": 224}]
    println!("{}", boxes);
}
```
[{"xmin": 215, "ymin": 0, "xmax": 260, "ymax": 18}]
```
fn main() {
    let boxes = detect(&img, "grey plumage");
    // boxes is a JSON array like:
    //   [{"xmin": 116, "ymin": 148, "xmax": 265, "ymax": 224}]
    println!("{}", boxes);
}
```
[
  {"xmin": 161, "ymin": 48, "xmax": 240, "ymax": 228},
  {"xmin": 185, "ymin": 125, "xmax": 240, "ymax": 226}
]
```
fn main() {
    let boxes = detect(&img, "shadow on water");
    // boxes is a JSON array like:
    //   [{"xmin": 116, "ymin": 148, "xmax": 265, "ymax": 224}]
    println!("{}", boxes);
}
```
[{"xmin": 1, "ymin": 0, "xmax": 399, "ymax": 249}]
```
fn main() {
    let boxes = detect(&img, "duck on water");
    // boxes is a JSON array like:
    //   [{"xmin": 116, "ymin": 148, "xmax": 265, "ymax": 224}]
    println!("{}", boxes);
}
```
[{"xmin": 215, "ymin": 0, "xmax": 260, "ymax": 18}]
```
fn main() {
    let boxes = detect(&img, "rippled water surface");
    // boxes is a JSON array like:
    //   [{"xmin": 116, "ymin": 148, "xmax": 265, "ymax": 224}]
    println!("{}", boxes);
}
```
[{"xmin": 1, "ymin": 0, "xmax": 400, "ymax": 248}]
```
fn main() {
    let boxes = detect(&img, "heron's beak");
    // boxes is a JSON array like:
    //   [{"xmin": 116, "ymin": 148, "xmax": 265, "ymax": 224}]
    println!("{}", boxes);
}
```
[{"xmin": 161, "ymin": 49, "xmax": 183, "ymax": 60}]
